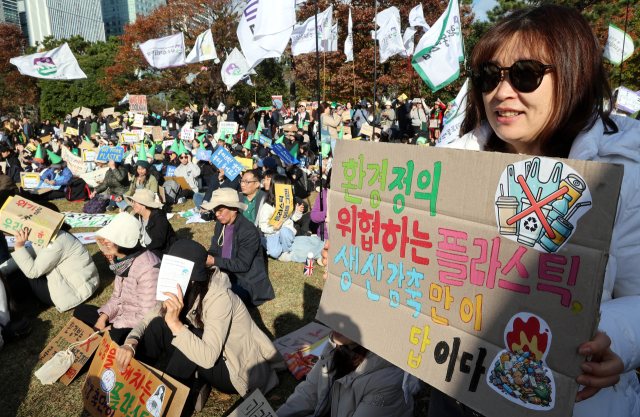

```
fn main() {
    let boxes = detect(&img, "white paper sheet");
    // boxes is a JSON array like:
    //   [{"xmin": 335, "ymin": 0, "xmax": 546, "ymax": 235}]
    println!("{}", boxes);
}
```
[{"xmin": 155, "ymin": 255, "xmax": 194, "ymax": 301}]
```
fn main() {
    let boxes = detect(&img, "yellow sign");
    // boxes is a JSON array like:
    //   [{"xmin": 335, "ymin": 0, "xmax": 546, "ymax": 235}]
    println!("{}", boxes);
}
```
[
  {"xmin": 234, "ymin": 157, "xmax": 253, "ymax": 171},
  {"xmin": 268, "ymin": 184, "xmax": 294, "ymax": 226},
  {"xmin": 65, "ymin": 127, "xmax": 79, "ymax": 136},
  {"xmin": 20, "ymin": 173, "xmax": 40, "ymax": 189}
]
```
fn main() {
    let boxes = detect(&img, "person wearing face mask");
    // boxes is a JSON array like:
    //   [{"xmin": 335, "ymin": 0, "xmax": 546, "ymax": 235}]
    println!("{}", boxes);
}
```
[{"xmin": 202, "ymin": 189, "xmax": 275, "ymax": 306}]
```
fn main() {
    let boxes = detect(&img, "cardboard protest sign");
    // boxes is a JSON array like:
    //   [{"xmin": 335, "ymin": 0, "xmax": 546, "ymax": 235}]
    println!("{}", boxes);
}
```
[
  {"xmin": 228, "ymin": 389, "xmax": 276, "ymax": 417},
  {"xmin": 235, "ymin": 157, "xmax": 253, "ymax": 171},
  {"xmin": 282, "ymin": 124, "xmax": 297, "ymax": 132},
  {"xmin": 152, "ymin": 126, "xmax": 163, "ymax": 142},
  {"xmin": 181, "ymin": 128, "xmax": 194, "ymax": 142},
  {"xmin": 0, "ymin": 196, "xmax": 65, "ymax": 246},
  {"xmin": 40, "ymin": 135, "xmax": 51, "ymax": 144},
  {"xmin": 63, "ymin": 212, "xmax": 115, "ymax": 228},
  {"xmin": 96, "ymin": 147, "xmax": 125, "ymax": 163},
  {"xmin": 81, "ymin": 168, "xmax": 109, "ymax": 187},
  {"xmin": 65, "ymin": 127, "xmax": 79, "ymax": 136},
  {"xmin": 109, "ymin": 121, "xmax": 120, "ymax": 129},
  {"xmin": 83, "ymin": 148, "xmax": 98, "ymax": 162},
  {"xmin": 61, "ymin": 146, "xmax": 88, "ymax": 175},
  {"xmin": 121, "ymin": 133, "xmax": 139, "ymax": 144},
  {"xmin": 195, "ymin": 149, "xmax": 211, "ymax": 162},
  {"xmin": 129, "ymin": 95, "xmax": 147, "ymax": 113},
  {"xmin": 113, "ymin": 112, "xmax": 121, "ymax": 118},
  {"xmin": 317, "ymin": 141, "xmax": 623, "ymax": 417},
  {"xmin": 211, "ymin": 147, "xmax": 244, "ymax": 181},
  {"xmin": 133, "ymin": 114, "xmax": 144, "ymax": 128},
  {"xmin": 259, "ymin": 134, "xmax": 272, "ymax": 146},
  {"xmin": 164, "ymin": 176, "xmax": 191, "ymax": 191},
  {"xmin": 20, "ymin": 172, "xmax": 40, "ymax": 189},
  {"xmin": 616, "ymin": 86, "xmax": 640, "ymax": 114},
  {"xmin": 72, "ymin": 107, "xmax": 81, "ymax": 117},
  {"xmin": 268, "ymin": 184, "xmax": 294, "ymax": 226},
  {"xmin": 270, "ymin": 143, "xmax": 298, "ymax": 166},
  {"xmin": 219, "ymin": 122, "xmax": 238, "ymax": 137},
  {"xmin": 359, "ymin": 124, "xmax": 381, "ymax": 137},
  {"xmin": 103, "ymin": 107, "xmax": 115, "ymax": 117},
  {"xmin": 162, "ymin": 139, "xmax": 174, "ymax": 149},
  {"xmin": 273, "ymin": 323, "xmax": 332, "ymax": 380},
  {"xmin": 39, "ymin": 318, "xmax": 102, "ymax": 385},
  {"xmin": 82, "ymin": 332, "xmax": 188, "ymax": 417},
  {"xmin": 165, "ymin": 166, "xmax": 177, "ymax": 178},
  {"xmin": 80, "ymin": 107, "xmax": 92, "ymax": 118}
]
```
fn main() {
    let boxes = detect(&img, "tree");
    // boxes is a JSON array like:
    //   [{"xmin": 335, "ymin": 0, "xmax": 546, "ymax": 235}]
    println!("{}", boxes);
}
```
[
  {"xmin": 290, "ymin": 0, "xmax": 474, "ymax": 105},
  {"xmin": 34, "ymin": 35, "xmax": 121, "ymax": 120},
  {"xmin": 231, "ymin": 58, "xmax": 290, "ymax": 107},
  {"xmin": 0, "ymin": 23, "xmax": 39, "ymax": 118},
  {"xmin": 102, "ymin": 0, "xmax": 244, "ymax": 109}
]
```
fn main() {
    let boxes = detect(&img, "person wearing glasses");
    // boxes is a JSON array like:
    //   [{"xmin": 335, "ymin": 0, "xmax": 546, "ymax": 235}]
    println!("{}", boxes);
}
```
[
  {"xmin": 238, "ymin": 169, "xmax": 266, "ymax": 228},
  {"xmin": 431, "ymin": 5, "xmax": 639, "ymax": 417},
  {"xmin": 174, "ymin": 149, "xmax": 201, "ymax": 204}
]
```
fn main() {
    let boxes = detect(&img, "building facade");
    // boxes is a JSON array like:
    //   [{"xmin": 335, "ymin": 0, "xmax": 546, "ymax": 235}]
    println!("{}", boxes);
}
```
[
  {"xmin": 24, "ymin": 0, "xmax": 105, "ymax": 47},
  {"xmin": 0, "ymin": 0, "xmax": 20, "ymax": 25},
  {"xmin": 102, "ymin": 0, "xmax": 165, "ymax": 39},
  {"xmin": 18, "ymin": 0, "xmax": 29, "ymax": 45}
]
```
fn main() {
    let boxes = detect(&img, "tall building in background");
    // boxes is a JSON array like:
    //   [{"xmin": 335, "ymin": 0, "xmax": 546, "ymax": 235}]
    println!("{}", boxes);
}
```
[
  {"xmin": 24, "ymin": 0, "xmax": 105, "ymax": 47},
  {"xmin": 0, "ymin": 0, "xmax": 20, "ymax": 25},
  {"xmin": 102, "ymin": 0, "xmax": 166, "ymax": 39},
  {"xmin": 18, "ymin": 0, "xmax": 29, "ymax": 45}
]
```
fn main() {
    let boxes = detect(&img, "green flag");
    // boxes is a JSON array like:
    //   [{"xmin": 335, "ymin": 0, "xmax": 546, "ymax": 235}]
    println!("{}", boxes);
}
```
[
  {"xmin": 338, "ymin": 126, "xmax": 344, "ymax": 139},
  {"xmin": 254, "ymin": 121, "xmax": 261, "ymax": 142},
  {"xmin": 275, "ymin": 134, "xmax": 284, "ymax": 144},
  {"xmin": 289, "ymin": 143, "xmax": 299, "ymax": 158},
  {"xmin": 321, "ymin": 142, "xmax": 331, "ymax": 158}
]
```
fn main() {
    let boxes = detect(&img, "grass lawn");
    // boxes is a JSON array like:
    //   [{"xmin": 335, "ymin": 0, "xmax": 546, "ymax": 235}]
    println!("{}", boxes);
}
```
[{"xmin": 0, "ymin": 192, "xmax": 430, "ymax": 417}]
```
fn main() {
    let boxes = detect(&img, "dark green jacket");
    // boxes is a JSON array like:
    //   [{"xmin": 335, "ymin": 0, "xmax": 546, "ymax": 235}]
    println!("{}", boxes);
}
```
[{"xmin": 94, "ymin": 165, "xmax": 129, "ymax": 196}]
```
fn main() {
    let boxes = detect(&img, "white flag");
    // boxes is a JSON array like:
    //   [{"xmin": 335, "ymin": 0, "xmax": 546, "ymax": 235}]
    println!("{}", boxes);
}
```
[
  {"xmin": 375, "ymin": 16, "xmax": 406, "ymax": 63},
  {"xmin": 345, "ymin": 8, "xmax": 353, "ymax": 62},
  {"xmin": 409, "ymin": 4, "xmax": 430, "ymax": 31},
  {"xmin": 291, "ymin": 12, "xmax": 323, "ymax": 56},
  {"xmin": 322, "ymin": 5, "xmax": 333, "ymax": 50},
  {"xmin": 251, "ymin": 0, "xmax": 296, "ymax": 51},
  {"xmin": 139, "ymin": 33, "xmax": 186, "ymax": 69},
  {"xmin": 237, "ymin": 0, "xmax": 282, "ymax": 71},
  {"xmin": 328, "ymin": 24, "xmax": 339, "ymax": 52},
  {"xmin": 118, "ymin": 93, "xmax": 130, "ymax": 106},
  {"xmin": 221, "ymin": 48, "xmax": 255, "ymax": 91},
  {"xmin": 185, "ymin": 29, "xmax": 218, "ymax": 64},
  {"xmin": 437, "ymin": 79, "xmax": 468, "ymax": 146},
  {"xmin": 412, "ymin": 0, "xmax": 464, "ymax": 92},
  {"xmin": 603, "ymin": 24, "xmax": 634, "ymax": 66},
  {"xmin": 375, "ymin": 6, "xmax": 400, "ymax": 27},
  {"xmin": 401, "ymin": 26, "xmax": 417, "ymax": 57},
  {"xmin": 185, "ymin": 72, "xmax": 200, "ymax": 84},
  {"xmin": 10, "ymin": 43, "xmax": 86, "ymax": 80}
]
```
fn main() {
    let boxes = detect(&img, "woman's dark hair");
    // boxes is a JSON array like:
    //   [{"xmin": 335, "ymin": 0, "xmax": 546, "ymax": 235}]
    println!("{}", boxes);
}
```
[
  {"xmin": 329, "ymin": 343, "xmax": 369, "ymax": 380},
  {"xmin": 180, "ymin": 275, "xmax": 211, "ymax": 329},
  {"xmin": 118, "ymin": 244, "xmax": 142, "ymax": 257},
  {"xmin": 463, "ymin": 5, "xmax": 617, "ymax": 158},
  {"xmin": 319, "ymin": 102, "xmax": 332, "ymax": 114},
  {"xmin": 266, "ymin": 174, "xmax": 290, "ymax": 206}
]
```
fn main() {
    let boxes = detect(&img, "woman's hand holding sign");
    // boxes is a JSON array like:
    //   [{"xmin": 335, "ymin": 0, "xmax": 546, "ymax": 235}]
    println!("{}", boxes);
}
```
[
  {"xmin": 163, "ymin": 283, "xmax": 184, "ymax": 335},
  {"xmin": 575, "ymin": 332, "xmax": 624, "ymax": 402}
]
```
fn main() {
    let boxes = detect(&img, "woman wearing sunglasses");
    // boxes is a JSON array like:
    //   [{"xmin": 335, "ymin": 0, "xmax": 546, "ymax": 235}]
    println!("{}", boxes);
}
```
[{"xmin": 435, "ymin": 5, "xmax": 640, "ymax": 417}]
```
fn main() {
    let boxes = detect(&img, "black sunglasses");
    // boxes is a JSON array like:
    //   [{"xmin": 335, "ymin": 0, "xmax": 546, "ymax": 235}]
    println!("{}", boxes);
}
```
[{"xmin": 471, "ymin": 60, "xmax": 553, "ymax": 93}]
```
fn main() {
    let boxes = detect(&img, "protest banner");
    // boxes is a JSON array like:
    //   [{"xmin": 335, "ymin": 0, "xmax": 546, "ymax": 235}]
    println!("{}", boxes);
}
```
[
  {"xmin": 20, "ymin": 172, "xmax": 40, "ymax": 189},
  {"xmin": 273, "ymin": 323, "xmax": 332, "ymax": 380},
  {"xmin": 218, "ymin": 122, "xmax": 238, "ymax": 137},
  {"xmin": 269, "ymin": 143, "xmax": 298, "ymax": 165},
  {"xmin": 72, "ymin": 107, "xmax": 81, "ymax": 117},
  {"xmin": 317, "ymin": 141, "xmax": 624, "ymax": 417},
  {"xmin": 39, "ymin": 318, "xmax": 102, "ymax": 385},
  {"xmin": 82, "ymin": 332, "xmax": 188, "ymax": 417},
  {"xmin": 268, "ymin": 184, "xmax": 294, "ymax": 226},
  {"xmin": 129, "ymin": 95, "xmax": 147, "ymax": 113},
  {"xmin": 616, "ymin": 86, "xmax": 640, "ymax": 114},
  {"xmin": 211, "ymin": 147, "xmax": 244, "ymax": 181},
  {"xmin": 181, "ymin": 128, "xmax": 194, "ymax": 141},
  {"xmin": 65, "ymin": 127, "xmax": 79, "ymax": 136},
  {"xmin": 165, "ymin": 166, "xmax": 177, "ymax": 177},
  {"xmin": 0, "ymin": 196, "xmax": 65, "ymax": 245},
  {"xmin": 103, "ymin": 108, "xmax": 115, "ymax": 117},
  {"xmin": 228, "ymin": 389, "xmax": 276, "ymax": 417},
  {"xmin": 235, "ymin": 157, "xmax": 253, "ymax": 171},
  {"xmin": 152, "ymin": 126, "xmax": 163, "ymax": 142},
  {"xmin": 63, "ymin": 213, "xmax": 115, "ymax": 228},
  {"xmin": 95, "ymin": 146, "xmax": 125, "ymax": 163},
  {"xmin": 108, "ymin": 121, "xmax": 120, "ymax": 130},
  {"xmin": 80, "ymin": 107, "xmax": 92, "ymax": 118},
  {"xmin": 133, "ymin": 114, "xmax": 144, "ymax": 128},
  {"xmin": 61, "ymin": 146, "xmax": 88, "ymax": 175},
  {"xmin": 83, "ymin": 148, "xmax": 98, "ymax": 162},
  {"xmin": 121, "ymin": 133, "xmax": 139, "ymax": 144},
  {"xmin": 259, "ymin": 134, "xmax": 272, "ymax": 146},
  {"xmin": 40, "ymin": 135, "xmax": 51, "ymax": 144},
  {"xmin": 195, "ymin": 149, "xmax": 212, "ymax": 162}
]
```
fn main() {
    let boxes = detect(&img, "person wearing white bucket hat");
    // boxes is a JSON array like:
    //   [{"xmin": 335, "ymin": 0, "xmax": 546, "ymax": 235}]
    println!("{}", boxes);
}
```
[
  {"xmin": 125, "ymin": 189, "xmax": 177, "ymax": 259},
  {"xmin": 73, "ymin": 213, "xmax": 160, "ymax": 345},
  {"xmin": 202, "ymin": 188, "xmax": 275, "ymax": 306}
]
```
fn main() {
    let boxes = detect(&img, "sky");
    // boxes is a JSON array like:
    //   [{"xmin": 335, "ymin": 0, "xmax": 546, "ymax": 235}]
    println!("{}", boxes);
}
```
[{"xmin": 472, "ymin": 0, "xmax": 498, "ymax": 21}]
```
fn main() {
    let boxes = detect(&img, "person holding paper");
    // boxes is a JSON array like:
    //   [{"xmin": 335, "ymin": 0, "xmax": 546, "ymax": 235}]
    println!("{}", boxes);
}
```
[
  {"xmin": 36, "ymin": 154, "xmax": 72, "ymax": 200},
  {"xmin": 277, "ymin": 331, "xmax": 415, "ymax": 417},
  {"xmin": 320, "ymin": 102, "xmax": 344, "ymax": 140},
  {"xmin": 114, "ymin": 240, "xmax": 285, "ymax": 415},
  {"xmin": 201, "ymin": 189, "xmax": 275, "ymax": 306},
  {"xmin": 73, "ymin": 213, "xmax": 159, "ymax": 345},
  {"xmin": 125, "ymin": 189, "xmax": 177, "ymax": 259},
  {"xmin": 174, "ymin": 148, "xmax": 201, "ymax": 204},
  {"xmin": 89, "ymin": 160, "xmax": 130, "ymax": 212}
]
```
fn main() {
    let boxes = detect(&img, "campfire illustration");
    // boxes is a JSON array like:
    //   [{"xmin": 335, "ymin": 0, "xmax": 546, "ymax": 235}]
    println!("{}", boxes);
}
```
[{"xmin": 487, "ymin": 313, "xmax": 556, "ymax": 410}]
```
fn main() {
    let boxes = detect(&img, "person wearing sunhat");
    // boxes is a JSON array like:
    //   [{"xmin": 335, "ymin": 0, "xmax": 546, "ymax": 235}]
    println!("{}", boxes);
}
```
[
  {"xmin": 125, "ymin": 189, "xmax": 177, "ymax": 259},
  {"xmin": 36, "ymin": 150, "xmax": 72, "ymax": 200},
  {"xmin": 73, "ymin": 213, "xmax": 159, "ymax": 345},
  {"xmin": 380, "ymin": 101, "xmax": 396, "ymax": 133},
  {"xmin": 201, "ymin": 189, "xmax": 275, "ymax": 306},
  {"xmin": 173, "ymin": 141, "xmax": 201, "ymax": 204},
  {"xmin": 114, "ymin": 239, "xmax": 285, "ymax": 416}
]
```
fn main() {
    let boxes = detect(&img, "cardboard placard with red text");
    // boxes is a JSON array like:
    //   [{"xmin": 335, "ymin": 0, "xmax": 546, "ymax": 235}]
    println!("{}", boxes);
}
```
[{"xmin": 317, "ymin": 141, "xmax": 623, "ymax": 417}]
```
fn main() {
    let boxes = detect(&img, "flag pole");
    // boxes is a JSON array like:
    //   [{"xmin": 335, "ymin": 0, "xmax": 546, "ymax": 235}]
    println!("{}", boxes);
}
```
[
  {"xmin": 619, "ymin": 1, "xmax": 630, "ymax": 88},
  {"xmin": 372, "ymin": 0, "xmax": 378, "ymax": 136},
  {"xmin": 314, "ymin": 0, "xmax": 324, "ymax": 239}
]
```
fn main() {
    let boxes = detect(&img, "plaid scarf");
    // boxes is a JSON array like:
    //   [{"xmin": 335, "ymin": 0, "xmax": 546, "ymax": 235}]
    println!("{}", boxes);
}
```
[{"xmin": 108, "ymin": 252, "xmax": 141, "ymax": 277}]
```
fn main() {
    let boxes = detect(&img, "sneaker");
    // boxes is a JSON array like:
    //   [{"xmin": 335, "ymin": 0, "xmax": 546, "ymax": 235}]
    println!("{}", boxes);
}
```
[
  {"xmin": 277, "ymin": 252, "xmax": 292, "ymax": 262},
  {"xmin": 177, "ymin": 197, "xmax": 186, "ymax": 204},
  {"xmin": 317, "ymin": 257, "xmax": 325, "ymax": 267},
  {"xmin": 1, "ymin": 317, "xmax": 32, "ymax": 344},
  {"xmin": 106, "ymin": 205, "xmax": 117, "ymax": 212}
]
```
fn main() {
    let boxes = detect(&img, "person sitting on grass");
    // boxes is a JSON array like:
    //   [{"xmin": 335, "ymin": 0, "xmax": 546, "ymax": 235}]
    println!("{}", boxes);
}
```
[
  {"xmin": 238, "ymin": 169, "xmax": 266, "ymax": 228},
  {"xmin": 114, "ymin": 240, "xmax": 285, "ymax": 416},
  {"xmin": 202, "ymin": 189, "xmax": 275, "ymax": 306},
  {"xmin": 173, "ymin": 143, "xmax": 200, "ymax": 204},
  {"xmin": 119, "ymin": 147, "xmax": 159, "ymax": 212},
  {"xmin": 125, "ymin": 189, "xmax": 177, "ymax": 259},
  {"xmin": 73, "ymin": 213, "xmax": 160, "ymax": 345},
  {"xmin": 89, "ymin": 160, "xmax": 129, "ymax": 212},
  {"xmin": 36, "ymin": 151, "xmax": 72, "ymax": 200}
]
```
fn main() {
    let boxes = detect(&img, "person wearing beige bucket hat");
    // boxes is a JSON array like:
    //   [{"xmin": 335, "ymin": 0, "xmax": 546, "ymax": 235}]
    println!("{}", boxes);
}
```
[
  {"xmin": 125, "ymin": 189, "xmax": 177, "ymax": 259},
  {"xmin": 201, "ymin": 188, "xmax": 275, "ymax": 306}
]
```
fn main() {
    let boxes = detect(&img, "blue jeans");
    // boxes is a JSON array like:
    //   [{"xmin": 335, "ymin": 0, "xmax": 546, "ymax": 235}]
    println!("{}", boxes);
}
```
[
  {"xmin": 261, "ymin": 128, "xmax": 271, "ymax": 138},
  {"xmin": 193, "ymin": 192, "xmax": 206, "ymax": 210}
]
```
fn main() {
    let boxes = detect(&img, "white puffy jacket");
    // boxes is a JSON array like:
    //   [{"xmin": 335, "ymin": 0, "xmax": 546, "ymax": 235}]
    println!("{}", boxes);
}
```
[{"xmin": 444, "ymin": 115, "xmax": 640, "ymax": 417}]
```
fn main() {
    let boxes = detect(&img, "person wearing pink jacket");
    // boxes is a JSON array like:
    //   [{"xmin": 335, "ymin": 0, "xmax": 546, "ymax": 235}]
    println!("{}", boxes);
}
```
[{"xmin": 73, "ymin": 213, "xmax": 160, "ymax": 345}]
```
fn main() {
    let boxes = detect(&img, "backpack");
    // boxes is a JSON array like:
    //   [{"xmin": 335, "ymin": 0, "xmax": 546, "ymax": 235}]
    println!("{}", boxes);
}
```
[
  {"xmin": 66, "ymin": 177, "xmax": 90, "ymax": 202},
  {"xmin": 82, "ymin": 195, "xmax": 110, "ymax": 214}
]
